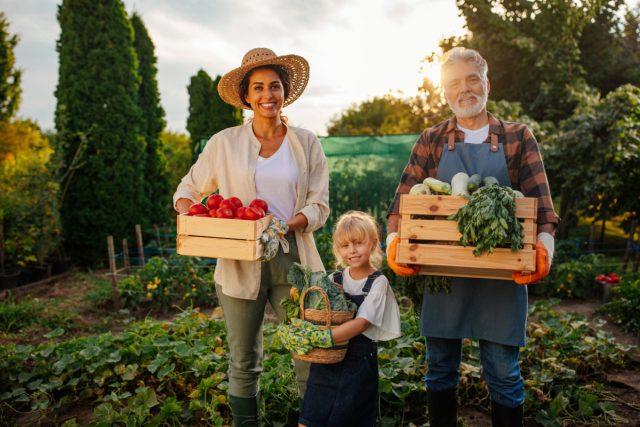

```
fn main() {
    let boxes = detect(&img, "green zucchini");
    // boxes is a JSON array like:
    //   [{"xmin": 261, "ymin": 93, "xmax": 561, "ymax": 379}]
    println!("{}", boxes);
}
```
[
  {"xmin": 482, "ymin": 176, "xmax": 499, "ymax": 187},
  {"xmin": 423, "ymin": 177, "xmax": 452, "ymax": 195},
  {"xmin": 451, "ymin": 172, "xmax": 470, "ymax": 197},
  {"xmin": 467, "ymin": 174, "xmax": 482, "ymax": 193}
]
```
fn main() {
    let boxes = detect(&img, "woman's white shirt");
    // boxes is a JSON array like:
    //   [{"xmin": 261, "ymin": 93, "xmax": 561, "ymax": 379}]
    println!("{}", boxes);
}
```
[
  {"xmin": 335, "ymin": 268, "xmax": 401, "ymax": 341},
  {"xmin": 255, "ymin": 136, "xmax": 298, "ymax": 221}
]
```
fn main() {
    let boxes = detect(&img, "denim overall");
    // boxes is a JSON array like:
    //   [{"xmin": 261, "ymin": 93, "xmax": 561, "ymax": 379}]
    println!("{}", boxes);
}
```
[
  {"xmin": 299, "ymin": 271, "xmax": 381, "ymax": 427},
  {"xmin": 420, "ymin": 131, "xmax": 527, "ymax": 408}
]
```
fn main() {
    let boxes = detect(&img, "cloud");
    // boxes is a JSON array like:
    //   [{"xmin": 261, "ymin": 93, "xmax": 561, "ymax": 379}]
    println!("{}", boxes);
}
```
[{"xmin": 3, "ymin": 0, "xmax": 465, "ymax": 134}]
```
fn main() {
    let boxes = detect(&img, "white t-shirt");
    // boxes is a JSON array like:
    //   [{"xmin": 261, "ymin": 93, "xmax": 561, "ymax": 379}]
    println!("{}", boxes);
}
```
[
  {"xmin": 255, "ymin": 136, "xmax": 298, "ymax": 221},
  {"xmin": 331, "ymin": 268, "xmax": 401, "ymax": 342},
  {"xmin": 458, "ymin": 123, "xmax": 489, "ymax": 144}
]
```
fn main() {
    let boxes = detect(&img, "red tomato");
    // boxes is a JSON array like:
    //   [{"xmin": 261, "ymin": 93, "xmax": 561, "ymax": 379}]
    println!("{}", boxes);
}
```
[
  {"xmin": 227, "ymin": 197, "xmax": 243, "ymax": 209},
  {"xmin": 236, "ymin": 207, "xmax": 247, "ymax": 220},
  {"xmin": 254, "ymin": 207, "xmax": 266, "ymax": 217},
  {"xmin": 219, "ymin": 199, "xmax": 237, "ymax": 214},
  {"xmin": 249, "ymin": 198, "xmax": 269, "ymax": 213},
  {"xmin": 188, "ymin": 203, "xmax": 208, "ymax": 216},
  {"xmin": 208, "ymin": 209, "xmax": 217, "ymax": 217},
  {"xmin": 244, "ymin": 207, "xmax": 263, "ymax": 220},
  {"xmin": 206, "ymin": 194, "xmax": 224, "ymax": 210},
  {"xmin": 215, "ymin": 207, "xmax": 234, "ymax": 219},
  {"xmin": 193, "ymin": 213, "xmax": 209, "ymax": 217}
]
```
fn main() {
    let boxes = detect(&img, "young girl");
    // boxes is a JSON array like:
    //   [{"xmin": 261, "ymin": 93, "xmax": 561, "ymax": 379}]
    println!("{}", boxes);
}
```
[{"xmin": 299, "ymin": 211, "xmax": 401, "ymax": 427}]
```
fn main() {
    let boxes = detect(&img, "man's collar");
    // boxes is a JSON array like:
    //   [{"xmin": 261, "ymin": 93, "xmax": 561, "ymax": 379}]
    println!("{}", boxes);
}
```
[{"xmin": 445, "ymin": 112, "xmax": 504, "ymax": 135}]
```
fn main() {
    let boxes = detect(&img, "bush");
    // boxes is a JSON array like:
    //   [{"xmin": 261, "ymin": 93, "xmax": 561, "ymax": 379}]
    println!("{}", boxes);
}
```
[
  {"xmin": 599, "ymin": 274, "xmax": 640, "ymax": 335},
  {"xmin": 538, "ymin": 253, "xmax": 604, "ymax": 298},
  {"xmin": 118, "ymin": 254, "xmax": 216, "ymax": 312}
]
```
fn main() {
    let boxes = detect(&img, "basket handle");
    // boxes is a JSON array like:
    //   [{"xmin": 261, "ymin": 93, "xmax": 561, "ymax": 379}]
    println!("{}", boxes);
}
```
[{"xmin": 298, "ymin": 286, "xmax": 331, "ymax": 329}]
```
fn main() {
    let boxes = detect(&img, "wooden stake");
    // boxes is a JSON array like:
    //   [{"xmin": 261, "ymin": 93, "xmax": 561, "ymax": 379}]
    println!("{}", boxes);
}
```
[
  {"xmin": 589, "ymin": 222, "xmax": 596, "ymax": 253},
  {"xmin": 162, "ymin": 223, "xmax": 171, "ymax": 247},
  {"xmin": 107, "ymin": 235, "xmax": 121, "ymax": 309},
  {"xmin": 122, "ymin": 238, "xmax": 130, "ymax": 275},
  {"xmin": 153, "ymin": 224, "xmax": 163, "ymax": 257},
  {"xmin": 135, "ymin": 224, "xmax": 145, "ymax": 266},
  {"xmin": 622, "ymin": 220, "xmax": 636, "ymax": 273}
]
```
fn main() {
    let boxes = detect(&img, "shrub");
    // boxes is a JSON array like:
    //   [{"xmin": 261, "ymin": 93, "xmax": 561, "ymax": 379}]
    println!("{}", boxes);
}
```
[
  {"xmin": 599, "ymin": 275, "xmax": 640, "ymax": 335},
  {"xmin": 538, "ymin": 253, "xmax": 604, "ymax": 298}
]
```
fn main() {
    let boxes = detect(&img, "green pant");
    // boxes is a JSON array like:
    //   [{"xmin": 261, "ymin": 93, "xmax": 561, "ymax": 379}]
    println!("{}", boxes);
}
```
[{"xmin": 215, "ymin": 232, "xmax": 310, "ymax": 398}]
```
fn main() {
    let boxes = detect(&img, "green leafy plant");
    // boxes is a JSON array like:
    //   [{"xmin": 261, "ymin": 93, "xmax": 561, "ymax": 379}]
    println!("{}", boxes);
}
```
[
  {"xmin": 539, "ymin": 253, "xmax": 604, "ymax": 298},
  {"xmin": 599, "ymin": 275, "xmax": 640, "ymax": 335}
]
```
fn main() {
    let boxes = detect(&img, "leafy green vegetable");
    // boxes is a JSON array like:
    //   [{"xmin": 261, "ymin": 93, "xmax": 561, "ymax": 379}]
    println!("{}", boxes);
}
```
[
  {"xmin": 284, "ymin": 263, "xmax": 357, "ymax": 313},
  {"xmin": 448, "ymin": 185, "xmax": 524, "ymax": 256}
]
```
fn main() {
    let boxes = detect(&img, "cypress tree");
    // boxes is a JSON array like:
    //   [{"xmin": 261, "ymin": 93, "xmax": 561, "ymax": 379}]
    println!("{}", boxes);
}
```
[
  {"xmin": 131, "ymin": 13, "xmax": 170, "ymax": 227},
  {"xmin": 186, "ymin": 70, "xmax": 241, "ymax": 159},
  {"xmin": 55, "ymin": 0, "xmax": 145, "ymax": 266},
  {"xmin": 186, "ymin": 69, "xmax": 215, "ymax": 160},
  {"xmin": 0, "ymin": 11, "xmax": 22, "ymax": 122}
]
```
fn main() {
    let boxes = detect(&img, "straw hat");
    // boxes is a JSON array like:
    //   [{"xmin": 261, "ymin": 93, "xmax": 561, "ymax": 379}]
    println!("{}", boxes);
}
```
[{"xmin": 217, "ymin": 48, "xmax": 310, "ymax": 110}]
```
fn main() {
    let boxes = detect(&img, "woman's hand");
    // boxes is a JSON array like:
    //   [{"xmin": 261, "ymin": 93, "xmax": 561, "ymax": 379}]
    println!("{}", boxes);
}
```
[
  {"xmin": 176, "ymin": 198, "xmax": 195, "ymax": 215},
  {"xmin": 287, "ymin": 213, "xmax": 308, "ymax": 231}
]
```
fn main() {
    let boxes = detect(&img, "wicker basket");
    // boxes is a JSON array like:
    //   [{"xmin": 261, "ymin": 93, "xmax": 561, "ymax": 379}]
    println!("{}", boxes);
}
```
[{"xmin": 291, "ymin": 286, "xmax": 354, "ymax": 364}]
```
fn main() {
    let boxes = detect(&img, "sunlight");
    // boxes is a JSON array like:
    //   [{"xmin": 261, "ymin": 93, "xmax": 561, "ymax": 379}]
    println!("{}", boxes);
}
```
[{"xmin": 419, "ymin": 61, "xmax": 442, "ymax": 88}]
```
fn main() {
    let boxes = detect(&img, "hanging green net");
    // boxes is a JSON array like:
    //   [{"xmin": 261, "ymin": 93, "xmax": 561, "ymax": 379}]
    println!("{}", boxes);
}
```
[{"xmin": 319, "ymin": 134, "xmax": 420, "ymax": 229}]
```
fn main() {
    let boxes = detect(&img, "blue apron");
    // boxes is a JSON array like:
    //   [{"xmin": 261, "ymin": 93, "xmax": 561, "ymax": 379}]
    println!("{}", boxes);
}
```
[
  {"xmin": 419, "ymin": 131, "xmax": 528, "ymax": 347},
  {"xmin": 300, "ymin": 271, "xmax": 380, "ymax": 427}
]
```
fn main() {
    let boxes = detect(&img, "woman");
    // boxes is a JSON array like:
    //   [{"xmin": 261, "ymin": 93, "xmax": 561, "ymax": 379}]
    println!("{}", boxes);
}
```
[{"xmin": 173, "ymin": 48, "xmax": 329, "ymax": 426}]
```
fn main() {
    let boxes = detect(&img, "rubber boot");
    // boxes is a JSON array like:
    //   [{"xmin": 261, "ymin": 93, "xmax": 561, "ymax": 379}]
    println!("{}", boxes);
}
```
[
  {"xmin": 229, "ymin": 394, "xmax": 259, "ymax": 427},
  {"xmin": 427, "ymin": 388, "xmax": 458, "ymax": 427},
  {"xmin": 491, "ymin": 401, "xmax": 523, "ymax": 427}
]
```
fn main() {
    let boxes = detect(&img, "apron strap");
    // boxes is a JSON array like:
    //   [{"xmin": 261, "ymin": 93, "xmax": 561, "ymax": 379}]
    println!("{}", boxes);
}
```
[
  {"xmin": 333, "ymin": 269, "xmax": 344, "ymax": 286},
  {"xmin": 447, "ymin": 131, "xmax": 455, "ymax": 151},
  {"xmin": 362, "ymin": 270, "xmax": 382, "ymax": 294},
  {"xmin": 490, "ymin": 133, "xmax": 499, "ymax": 152}
]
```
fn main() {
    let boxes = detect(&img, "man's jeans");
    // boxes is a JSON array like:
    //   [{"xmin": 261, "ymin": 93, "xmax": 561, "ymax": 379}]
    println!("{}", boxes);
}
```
[{"xmin": 425, "ymin": 337, "xmax": 524, "ymax": 408}]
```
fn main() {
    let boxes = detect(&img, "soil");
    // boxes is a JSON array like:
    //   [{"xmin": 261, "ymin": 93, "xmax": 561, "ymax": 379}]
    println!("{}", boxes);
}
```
[{"xmin": 2, "ymin": 275, "xmax": 639, "ymax": 426}]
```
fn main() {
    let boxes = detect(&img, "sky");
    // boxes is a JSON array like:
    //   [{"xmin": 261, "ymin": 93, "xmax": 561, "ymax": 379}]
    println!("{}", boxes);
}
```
[{"xmin": 3, "ymin": 0, "xmax": 465, "ymax": 135}]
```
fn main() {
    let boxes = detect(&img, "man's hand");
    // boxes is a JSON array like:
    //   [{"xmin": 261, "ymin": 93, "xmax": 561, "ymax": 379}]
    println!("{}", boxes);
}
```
[
  {"xmin": 386, "ymin": 233, "xmax": 419, "ymax": 276},
  {"xmin": 512, "ymin": 237, "xmax": 552, "ymax": 285}
]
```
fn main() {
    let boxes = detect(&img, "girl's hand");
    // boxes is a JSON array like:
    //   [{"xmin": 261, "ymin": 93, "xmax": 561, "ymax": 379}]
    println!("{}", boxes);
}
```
[{"xmin": 176, "ymin": 198, "xmax": 194, "ymax": 215}]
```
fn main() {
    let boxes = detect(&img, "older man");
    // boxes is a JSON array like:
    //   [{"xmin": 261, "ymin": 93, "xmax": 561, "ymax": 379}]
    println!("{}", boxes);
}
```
[{"xmin": 386, "ymin": 47, "xmax": 559, "ymax": 426}]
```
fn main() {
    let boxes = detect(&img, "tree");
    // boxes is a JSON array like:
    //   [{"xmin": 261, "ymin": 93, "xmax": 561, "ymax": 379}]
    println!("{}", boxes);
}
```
[
  {"xmin": 131, "ymin": 13, "xmax": 170, "ymax": 227},
  {"xmin": 0, "ymin": 11, "xmax": 21, "ymax": 122},
  {"xmin": 544, "ymin": 84, "xmax": 640, "ymax": 239},
  {"xmin": 327, "ymin": 94, "xmax": 427, "ymax": 136},
  {"xmin": 55, "ymin": 0, "xmax": 145, "ymax": 266},
  {"xmin": 447, "ymin": 0, "xmax": 640, "ymax": 123},
  {"xmin": 186, "ymin": 70, "xmax": 241, "ymax": 159},
  {"xmin": 161, "ymin": 130, "xmax": 191, "ymax": 191}
]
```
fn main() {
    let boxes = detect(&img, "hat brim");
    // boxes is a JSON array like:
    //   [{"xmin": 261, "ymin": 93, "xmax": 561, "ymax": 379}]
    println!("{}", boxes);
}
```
[{"xmin": 217, "ymin": 54, "xmax": 310, "ymax": 110}]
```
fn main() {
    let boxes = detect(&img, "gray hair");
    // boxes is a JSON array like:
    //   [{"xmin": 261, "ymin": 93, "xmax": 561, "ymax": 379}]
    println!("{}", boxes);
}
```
[{"xmin": 440, "ymin": 47, "xmax": 488, "ymax": 83}]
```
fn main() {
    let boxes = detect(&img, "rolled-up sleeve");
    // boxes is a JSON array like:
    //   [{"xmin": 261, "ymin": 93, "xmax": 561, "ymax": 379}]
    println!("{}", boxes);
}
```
[
  {"xmin": 298, "ymin": 136, "xmax": 329, "ymax": 232},
  {"xmin": 172, "ymin": 135, "xmax": 218, "ymax": 210}
]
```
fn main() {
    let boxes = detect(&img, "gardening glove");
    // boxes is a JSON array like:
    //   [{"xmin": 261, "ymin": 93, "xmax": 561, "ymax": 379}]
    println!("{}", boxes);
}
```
[
  {"xmin": 386, "ymin": 233, "xmax": 419, "ymax": 277},
  {"xmin": 260, "ymin": 217, "xmax": 289, "ymax": 262},
  {"xmin": 290, "ymin": 318, "xmax": 334, "ymax": 348},
  {"xmin": 512, "ymin": 233, "xmax": 554, "ymax": 285},
  {"xmin": 276, "ymin": 323, "xmax": 313, "ymax": 355}
]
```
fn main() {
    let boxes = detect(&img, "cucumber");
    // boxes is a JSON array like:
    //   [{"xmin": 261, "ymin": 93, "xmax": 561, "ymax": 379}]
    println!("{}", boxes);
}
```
[
  {"xmin": 482, "ymin": 176, "xmax": 499, "ymax": 187},
  {"xmin": 467, "ymin": 174, "xmax": 482, "ymax": 193},
  {"xmin": 451, "ymin": 172, "xmax": 470, "ymax": 197},
  {"xmin": 423, "ymin": 177, "xmax": 452, "ymax": 195}
]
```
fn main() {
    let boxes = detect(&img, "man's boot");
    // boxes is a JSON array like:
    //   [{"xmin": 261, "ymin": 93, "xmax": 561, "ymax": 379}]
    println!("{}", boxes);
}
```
[
  {"xmin": 427, "ymin": 388, "xmax": 458, "ymax": 427},
  {"xmin": 229, "ymin": 394, "xmax": 259, "ymax": 427},
  {"xmin": 491, "ymin": 401, "xmax": 523, "ymax": 427}
]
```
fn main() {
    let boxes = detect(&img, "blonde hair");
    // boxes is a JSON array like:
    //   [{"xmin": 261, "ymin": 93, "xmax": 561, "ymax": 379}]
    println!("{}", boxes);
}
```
[{"xmin": 332, "ymin": 211, "xmax": 384, "ymax": 269}]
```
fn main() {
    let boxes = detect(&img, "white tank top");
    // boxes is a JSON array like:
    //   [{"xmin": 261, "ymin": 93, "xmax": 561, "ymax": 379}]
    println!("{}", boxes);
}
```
[{"xmin": 255, "ymin": 136, "xmax": 298, "ymax": 221}]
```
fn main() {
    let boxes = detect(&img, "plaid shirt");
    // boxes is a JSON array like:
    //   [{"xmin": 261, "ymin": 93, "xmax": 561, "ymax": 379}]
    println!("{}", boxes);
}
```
[{"xmin": 387, "ymin": 112, "xmax": 560, "ymax": 227}]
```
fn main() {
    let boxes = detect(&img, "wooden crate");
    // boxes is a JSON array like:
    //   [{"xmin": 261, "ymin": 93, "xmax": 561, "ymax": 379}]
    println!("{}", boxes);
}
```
[
  {"xmin": 397, "ymin": 195, "xmax": 537, "ymax": 280},
  {"xmin": 176, "ymin": 214, "xmax": 272, "ymax": 261}
]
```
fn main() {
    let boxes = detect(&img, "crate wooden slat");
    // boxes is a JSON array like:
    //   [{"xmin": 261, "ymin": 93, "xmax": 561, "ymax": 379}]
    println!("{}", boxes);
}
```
[
  {"xmin": 397, "ymin": 194, "xmax": 537, "ymax": 280},
  {"xmin": 176, "ymin": 214, "xmax": 272, "ymax": 261}
]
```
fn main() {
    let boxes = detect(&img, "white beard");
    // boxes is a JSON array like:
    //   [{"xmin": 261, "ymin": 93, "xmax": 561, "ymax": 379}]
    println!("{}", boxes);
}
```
[{"xmin": 447, "ymin": 89, "xmax": 488, "ymax": 118}]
